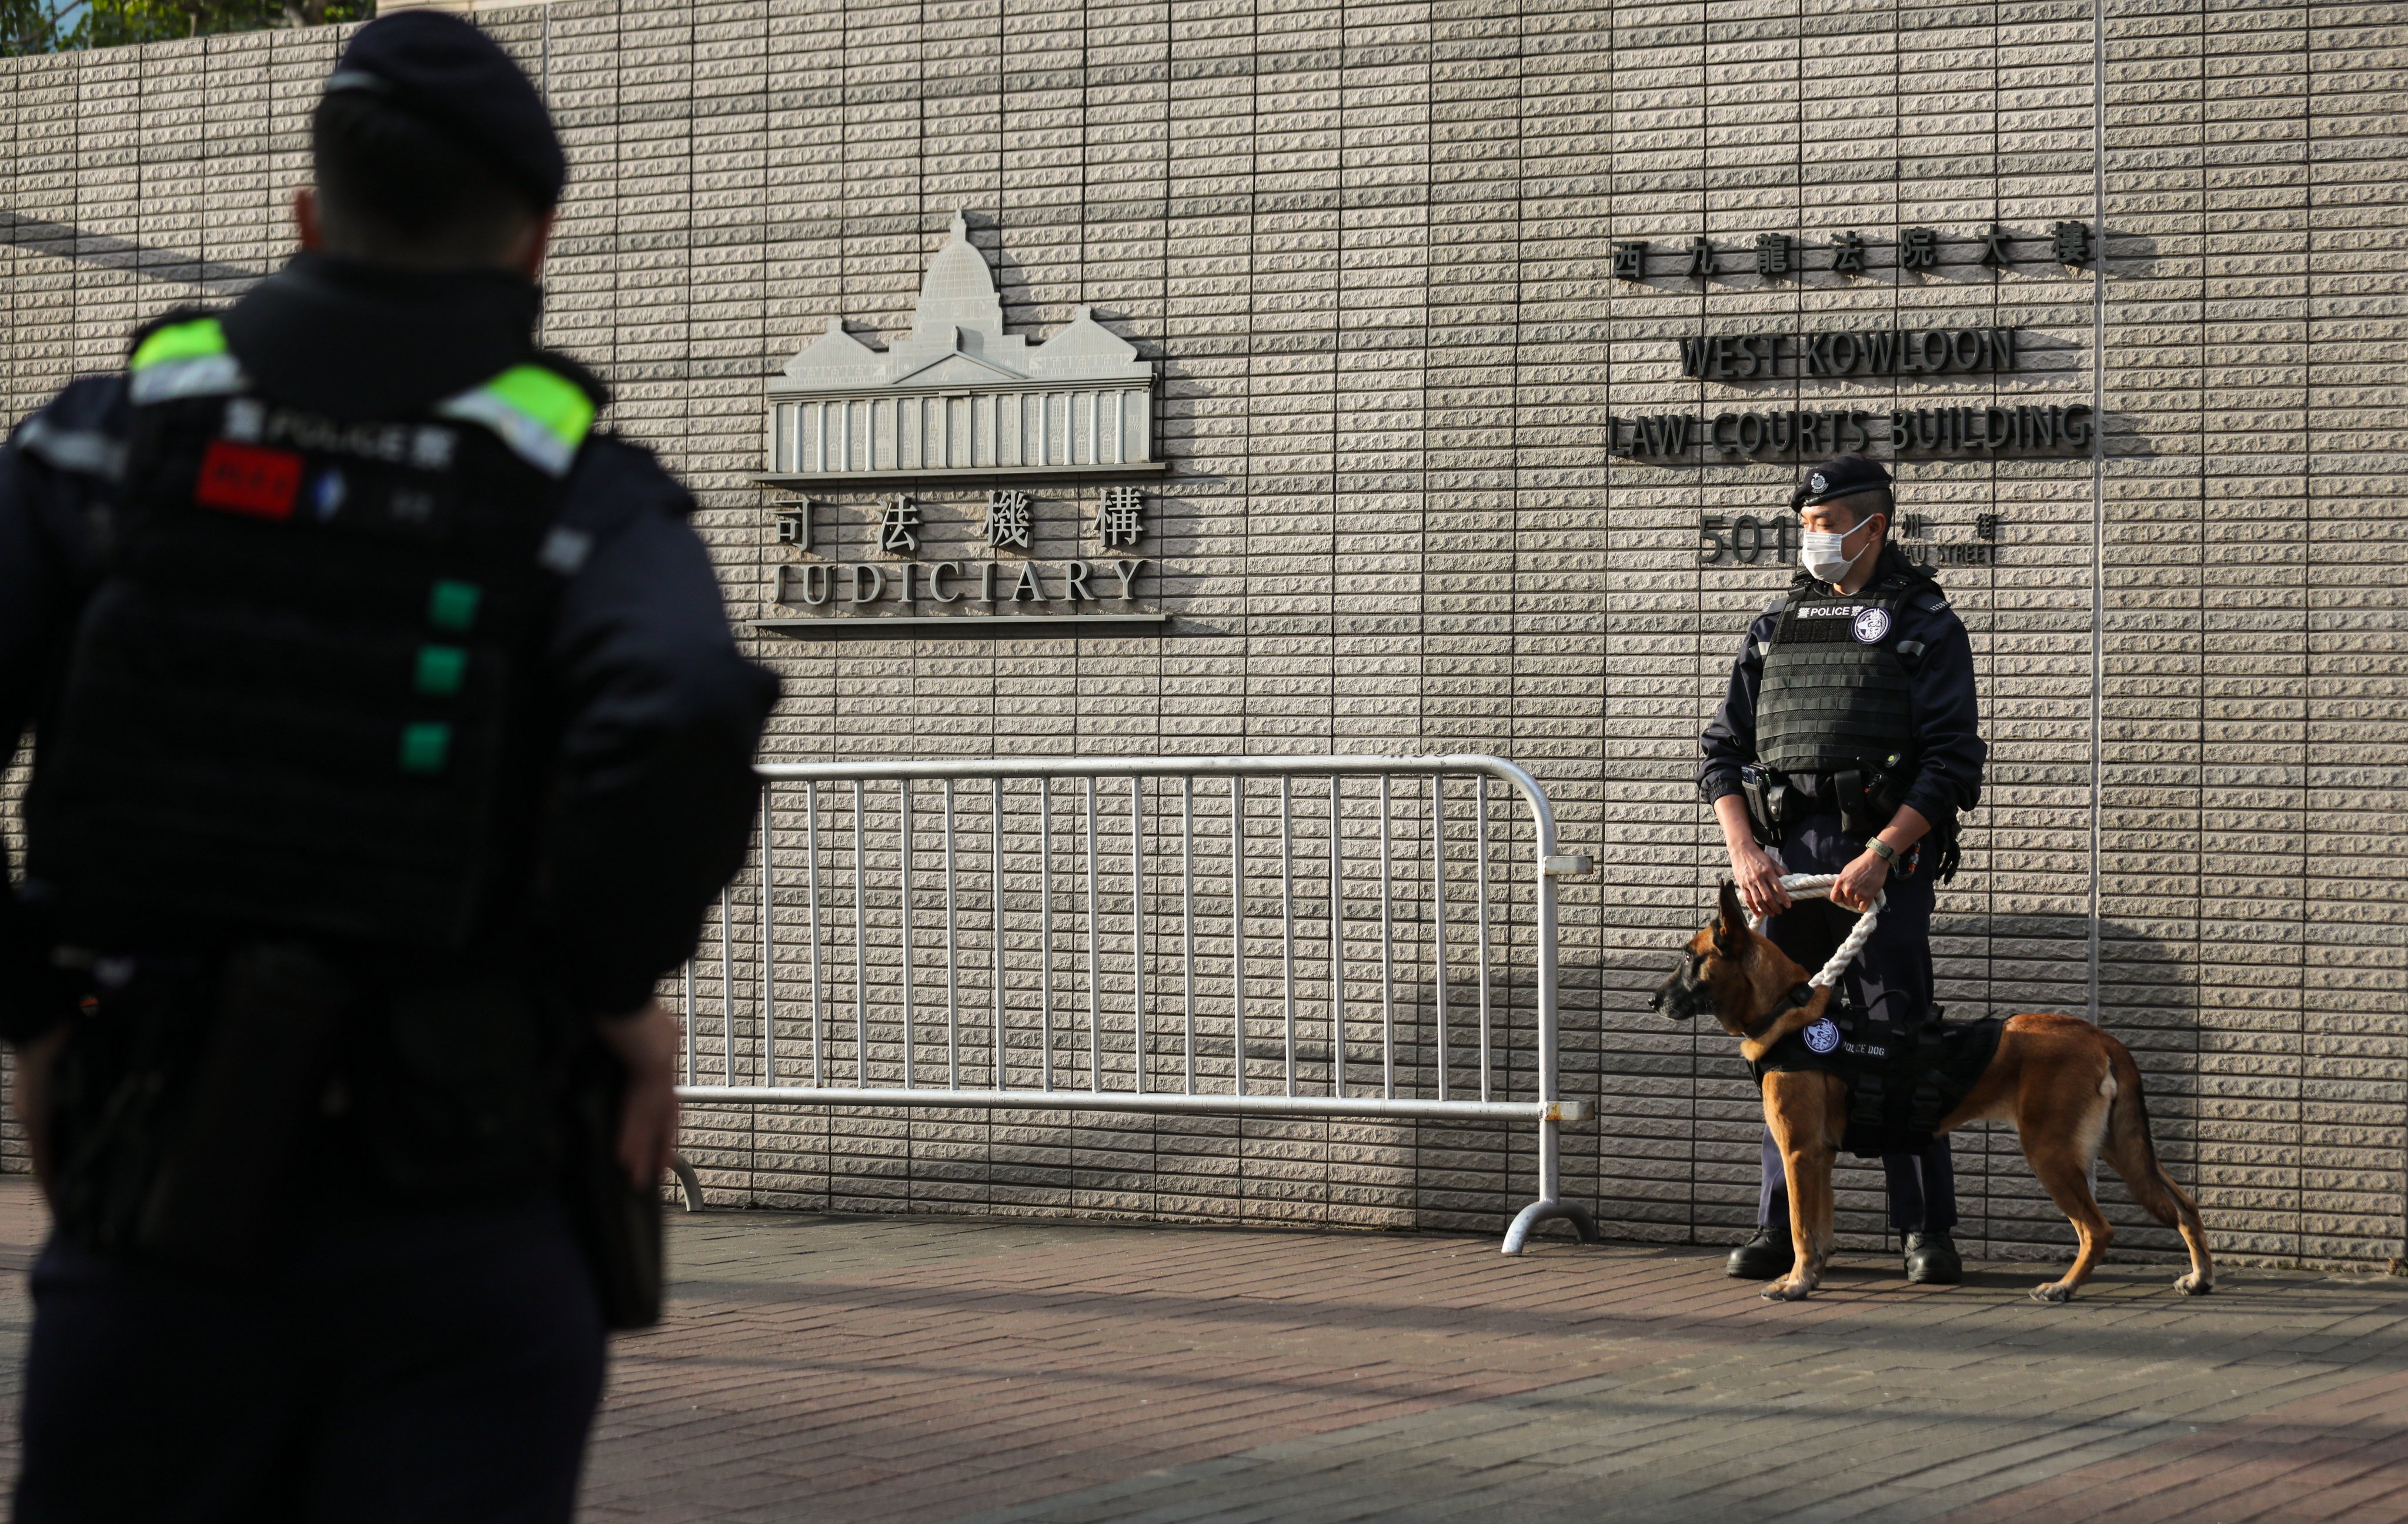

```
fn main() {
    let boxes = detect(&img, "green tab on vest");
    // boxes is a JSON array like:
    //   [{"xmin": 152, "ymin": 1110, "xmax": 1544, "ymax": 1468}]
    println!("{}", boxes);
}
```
[
  {"xmin": 433, "ymin": 364, "xmax": 596, "ymax": 478},
  {"xmin": 126, "ymin": 317, "xmax": 248, "ymax": 405},
  {"xmin": 399, "ymin": 722, "xmax": 452, "ymax": 774},
  {"xmin": 413, "ymin": 644, "xmax": 467, "ymax": 697},
  {"xmin": 427, "ymin": 580, "xmax": 482, "ymax": 633},
  {"xmin": 129, "ymin": 317, "xmax": 228, "ymax": 370}
]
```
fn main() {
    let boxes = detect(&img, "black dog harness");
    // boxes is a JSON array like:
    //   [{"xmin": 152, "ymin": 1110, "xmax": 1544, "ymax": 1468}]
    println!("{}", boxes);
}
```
[{"xmin": 1750, "ymin": 1004, "xmax": 2005, "ymax": 1158}]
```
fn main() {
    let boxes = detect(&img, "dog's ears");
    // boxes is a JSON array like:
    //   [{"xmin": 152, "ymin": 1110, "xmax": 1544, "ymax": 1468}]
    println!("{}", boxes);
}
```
[{"xmin": 1714, "ymin": 881, "xmax": 1749, "ymax": 954}]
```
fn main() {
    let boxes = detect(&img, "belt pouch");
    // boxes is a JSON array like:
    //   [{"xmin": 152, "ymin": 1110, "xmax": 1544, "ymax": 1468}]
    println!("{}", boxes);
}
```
[
  {"xmin": 1835, "ymin": 767, "xmax": 1867, "ymax": 835},
  {"xmin": 1741, "ymin": 766, "xmax": 1782, "ymax": 847},
  {"xmin": 135, "ymin": 942, "xmax": 345, "ymax": 1269},
  {"xmin": 561, "ymin": 1038, "xmax": 664, "ymax": 1331}
]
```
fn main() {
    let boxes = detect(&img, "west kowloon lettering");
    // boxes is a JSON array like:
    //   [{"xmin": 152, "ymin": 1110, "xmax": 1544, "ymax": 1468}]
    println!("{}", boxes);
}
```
[
  {"xmin": 1611, "ymin": 403, "xmax": 2093, "ymax": 462},
  {"xmin": 1678, "ymin": 327, "xmax": 2016, "ymax": 381}
]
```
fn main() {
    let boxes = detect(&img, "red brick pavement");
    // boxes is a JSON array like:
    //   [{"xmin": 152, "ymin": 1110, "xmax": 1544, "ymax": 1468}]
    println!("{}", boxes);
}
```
[
  {"xmin": 0, "ymin": 1182, "xmax": 2402, "ymax": 1523},
  {"xmin": 557, "ymin": 1216, "xmax": 2408, "ymax": 1524},
  {"xmin": 1939, "ymin": 1366, "xmax": 2408, "ymax": 1524},
  {"xmin": 580, "ymin": 1215, "xmax": 1861, "ymax": 1522}
]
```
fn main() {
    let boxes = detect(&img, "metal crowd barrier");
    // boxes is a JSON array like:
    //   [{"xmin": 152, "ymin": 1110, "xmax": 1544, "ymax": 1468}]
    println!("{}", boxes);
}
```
[{"xmin": 673, "ymin": 754, "xmax": 1598, "ymax": 1254}]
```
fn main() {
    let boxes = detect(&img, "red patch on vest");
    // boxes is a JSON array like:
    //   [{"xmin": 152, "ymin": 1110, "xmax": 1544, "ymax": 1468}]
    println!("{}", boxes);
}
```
[{"xmin": 193, "ymin": 439, "xmax": 302, "ymax": 520}]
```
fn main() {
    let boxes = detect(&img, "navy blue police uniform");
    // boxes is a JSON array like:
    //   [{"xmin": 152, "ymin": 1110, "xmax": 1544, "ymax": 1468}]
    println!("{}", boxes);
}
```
[
  {"xmin": 0, "ymin": 15, "xmax": 778, "ymax": 1523},
  {"xmin": 1698, "ymin": 459, "xmax": 1985, "ymax": 1262}
]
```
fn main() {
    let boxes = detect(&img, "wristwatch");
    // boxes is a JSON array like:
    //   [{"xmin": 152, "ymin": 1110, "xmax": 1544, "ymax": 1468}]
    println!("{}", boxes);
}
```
[{"xmin": 1868, "ymin": 837, "xmax": 1902, "ymax": 869}]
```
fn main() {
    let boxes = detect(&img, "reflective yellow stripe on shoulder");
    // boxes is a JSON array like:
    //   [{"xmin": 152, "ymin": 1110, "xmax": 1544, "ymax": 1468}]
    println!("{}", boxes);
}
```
[
  {"xmin": 435, "ymin": 364, "xmax": 597, "ymax": 478},
  {"xmin": 130, "ymin": 317, "xmax": 228, "ymax": 370},
  {"xmin": 126, "ymin": 317, "xmax": 247, "ymax": 405}
]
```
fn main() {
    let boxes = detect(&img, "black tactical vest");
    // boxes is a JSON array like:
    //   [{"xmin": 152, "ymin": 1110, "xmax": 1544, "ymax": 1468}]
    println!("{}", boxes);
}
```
[
  {"xmin": 1754, "ymin": 573, "xmax": 1923, "ymax": 776},
  {"xmin": 27, "ymin": 316, "xmax": 598, "ymax": 952}
]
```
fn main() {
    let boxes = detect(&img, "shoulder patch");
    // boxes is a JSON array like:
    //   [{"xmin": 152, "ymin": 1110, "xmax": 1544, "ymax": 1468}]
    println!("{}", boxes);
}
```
[
  {"xmin": 125, "ymin": 304, "xmax": 223, "ymax": 360},
  {"xmin": 434, "ymin": 363, "xmax": 596, "ymax": 477},
  {"xmin": 1923, "ymin": 599, "xmax": 1950, "ymax": 614}
]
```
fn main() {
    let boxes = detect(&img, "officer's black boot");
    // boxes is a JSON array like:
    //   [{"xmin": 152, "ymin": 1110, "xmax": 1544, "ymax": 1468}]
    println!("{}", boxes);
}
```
[
  {"xmin": 1726, "ymin": 1225, "xmax": 1794, "ymax": 1279},
  {"xmin": 1902, "ymin": 1230, "xmax": 1962, "ymax": 1285}
]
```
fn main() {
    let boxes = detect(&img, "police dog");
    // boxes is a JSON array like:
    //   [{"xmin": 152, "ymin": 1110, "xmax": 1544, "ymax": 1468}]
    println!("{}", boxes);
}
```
[{"xmin": 1655, "ymin": 883, "xmax": 2214, "ymax": 1304}]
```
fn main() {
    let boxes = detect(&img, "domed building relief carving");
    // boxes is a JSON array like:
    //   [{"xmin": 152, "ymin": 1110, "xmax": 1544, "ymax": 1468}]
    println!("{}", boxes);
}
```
[{"xmin": 765, "ymin": 212, "xmax": 1161, "ymax": 483}]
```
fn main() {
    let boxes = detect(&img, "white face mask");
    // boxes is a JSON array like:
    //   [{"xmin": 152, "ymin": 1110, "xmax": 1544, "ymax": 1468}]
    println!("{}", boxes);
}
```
[{"xmin": 1799, "ymin": 516, "xmax": 1877, "ymax": 584}]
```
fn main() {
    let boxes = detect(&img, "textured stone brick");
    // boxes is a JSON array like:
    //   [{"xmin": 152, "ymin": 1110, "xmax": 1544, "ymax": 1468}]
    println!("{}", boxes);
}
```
[{"xmin": 0, "ymin": 0, "xmax": 2399, "ymax": 1264}]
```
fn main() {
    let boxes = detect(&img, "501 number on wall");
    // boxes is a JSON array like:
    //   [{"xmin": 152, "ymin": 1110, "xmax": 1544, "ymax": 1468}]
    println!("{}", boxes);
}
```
[{"xmin": 1698, "ymin": 513, "xmax": 1799, "ymax": 567}]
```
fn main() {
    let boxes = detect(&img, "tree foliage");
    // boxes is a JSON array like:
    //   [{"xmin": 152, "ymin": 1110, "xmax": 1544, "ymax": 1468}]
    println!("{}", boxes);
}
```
[
  {"xmin": 0, "ymin": 0, "xmax": 85, "ymax": 54},
  {"xmin": 3, "ymin": 0, "xmax": 371, "ymax": 56}
]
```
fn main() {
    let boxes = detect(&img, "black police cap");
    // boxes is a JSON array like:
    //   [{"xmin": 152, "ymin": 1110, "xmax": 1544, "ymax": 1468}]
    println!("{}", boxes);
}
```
[
  {"xmin": 1794, "ymin": 453, "xmax": 1892, "ymax": 510},
  {"xmin": 324, "ymin": 12, "xmax": 566, "ymax": 210}
]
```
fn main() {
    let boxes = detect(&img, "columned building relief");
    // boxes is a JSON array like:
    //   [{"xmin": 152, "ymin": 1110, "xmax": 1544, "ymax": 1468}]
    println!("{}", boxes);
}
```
[{"xmin": 763, "ymin": 213, "xmax": 1161, "ymax": 486}]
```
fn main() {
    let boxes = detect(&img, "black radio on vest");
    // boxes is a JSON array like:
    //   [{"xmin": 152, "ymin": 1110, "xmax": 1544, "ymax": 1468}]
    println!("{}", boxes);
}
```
[{"xmin": 28, "ymin": 315, "xmax": 595, "ymax": 953}]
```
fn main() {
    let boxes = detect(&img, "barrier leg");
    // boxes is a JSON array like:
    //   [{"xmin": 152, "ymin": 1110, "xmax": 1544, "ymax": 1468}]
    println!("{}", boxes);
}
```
[
  {"xmin": 1502, "ymin": 1197, "xmax": 1601, "ymax": 1254},
  {"xmin": 1501, "ymin": 1114, "xmax": 1601, "ymax": 1254},
  {"xmin": 669, "ymin": 1153, "xmax": 707, "ymax": 1213}
]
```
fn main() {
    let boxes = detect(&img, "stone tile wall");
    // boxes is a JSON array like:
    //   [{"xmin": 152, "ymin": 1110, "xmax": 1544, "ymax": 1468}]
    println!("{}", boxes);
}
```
[{"xmin": 0, "ymin": 0, "xmax": 2400, "ymax": 1265}]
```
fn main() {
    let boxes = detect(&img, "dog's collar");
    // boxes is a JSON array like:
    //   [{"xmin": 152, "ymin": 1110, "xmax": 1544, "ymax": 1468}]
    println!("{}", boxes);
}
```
[{"xmin": 1742, "ymin": 983, "xmax": 1820, "ymax": 1042}]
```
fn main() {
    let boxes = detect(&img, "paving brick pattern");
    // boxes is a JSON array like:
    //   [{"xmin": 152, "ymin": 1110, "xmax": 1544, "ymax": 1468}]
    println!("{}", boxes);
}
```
[
  {"xmin": 0, "ymin": 1, "xmax": 2400, "ymax": 1263},
  {"xmin": 0, "ymin": 1188, "xmax": 2399, "ymax": 1519},
  {"xmin": 577, "ymin": 1206, "xmax": 2408, "ymax": 1523}
]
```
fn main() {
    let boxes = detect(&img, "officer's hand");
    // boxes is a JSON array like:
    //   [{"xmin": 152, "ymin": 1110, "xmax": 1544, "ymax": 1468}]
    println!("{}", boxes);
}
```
[
  {"xmin": 596, "ymin": 1001, "xmax": 681, "ymax": 1190},
  {"xmin": 1729, "ymin": 843, "xmax": 1792, "ymax": 920},
  {"xmin": 9, "ymin": 1025, "xmax": 68, "ymax": 1206},
  {"xmin": 1832, "ymin": 850, "xmax": 1889, "ymax": 913}
]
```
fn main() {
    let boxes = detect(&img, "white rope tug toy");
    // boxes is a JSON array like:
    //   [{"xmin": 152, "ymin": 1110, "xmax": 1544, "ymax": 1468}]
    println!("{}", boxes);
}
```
[{"xmin": 1754, "ymin": 873, "xmax": 1884, "ymax": 989}]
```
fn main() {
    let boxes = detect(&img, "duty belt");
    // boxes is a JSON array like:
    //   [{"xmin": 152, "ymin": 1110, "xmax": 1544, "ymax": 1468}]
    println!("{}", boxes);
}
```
[{"xmin": 1740, "ymin": 762, "xmax": 1909, "ymax": 843}]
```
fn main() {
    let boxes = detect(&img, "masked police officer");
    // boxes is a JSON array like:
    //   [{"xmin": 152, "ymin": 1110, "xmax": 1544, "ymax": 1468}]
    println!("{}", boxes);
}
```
[
  {"xmin": 0, "ymin": 15, "xmax": 777, "ymax": 1521},
  {"xmin": 1697, "ymin": 454, "xmax": 1986, "ymax": 1286}
]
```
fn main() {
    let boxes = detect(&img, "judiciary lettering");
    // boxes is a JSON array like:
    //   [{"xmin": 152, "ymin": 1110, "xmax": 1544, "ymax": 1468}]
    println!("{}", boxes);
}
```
[{"xmin": 777, "ymin": 559, "xmax": 1147, "ymax": 609}]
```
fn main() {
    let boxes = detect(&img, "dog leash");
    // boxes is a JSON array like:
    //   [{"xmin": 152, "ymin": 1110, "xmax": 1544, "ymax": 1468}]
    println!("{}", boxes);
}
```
[{"xmin": 1753, "ymin": 873, "xmax": 1884, "ymax": 990}]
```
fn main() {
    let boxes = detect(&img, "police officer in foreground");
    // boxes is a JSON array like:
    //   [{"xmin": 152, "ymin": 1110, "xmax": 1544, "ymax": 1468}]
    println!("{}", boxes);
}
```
[
  {"xmin": 0, "ymin": 14, "xmax": 776, "ymax": 1520},
  {"xmin": 1698, "ymin": 454, "xmax": 1986, "ymax": 1286}
]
